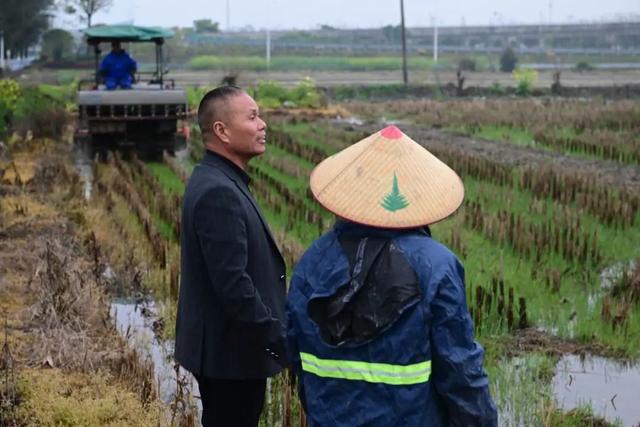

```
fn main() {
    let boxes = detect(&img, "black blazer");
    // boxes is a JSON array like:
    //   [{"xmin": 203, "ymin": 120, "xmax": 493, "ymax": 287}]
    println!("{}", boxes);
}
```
[{"xmin": 175, "ymin": 151, "xmax": 287, "ymax": 379}]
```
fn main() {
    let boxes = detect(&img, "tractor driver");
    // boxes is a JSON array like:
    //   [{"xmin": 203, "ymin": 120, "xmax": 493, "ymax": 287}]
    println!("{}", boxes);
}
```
[{"xmin": 99, "ymin": 41, "xmax": 137, "ymax": 90}]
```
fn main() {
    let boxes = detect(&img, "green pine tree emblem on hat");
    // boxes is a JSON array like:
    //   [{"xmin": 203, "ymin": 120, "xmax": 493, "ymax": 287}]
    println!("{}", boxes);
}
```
[{"xmin": 381, "ymin": 173, "xmax": 409, "ymax": 212}]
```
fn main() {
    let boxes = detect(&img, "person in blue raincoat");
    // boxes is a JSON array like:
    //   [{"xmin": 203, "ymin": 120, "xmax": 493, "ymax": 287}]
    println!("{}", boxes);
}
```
[
  {"xmin": 99, "ymin": 41, "xmax": 137, "ymax": 90},
  {"xmin": 286, "ymin": 125, "xmax": 498, "ymax": 427}
]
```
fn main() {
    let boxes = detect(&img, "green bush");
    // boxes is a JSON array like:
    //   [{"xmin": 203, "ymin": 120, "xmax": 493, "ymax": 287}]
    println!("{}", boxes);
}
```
[
  {"xmin": 0, "ymin": 79, "xmax": 21, "ymax": 111},
  {"xmin": 574, "ymin": 61, "xmax": 594, "ymax": 72},
  {"xmin": 289, "ymin": 77, "xmax": 322, "ymax": 108},
  {"xmin": 255, "ymin": 80, "xmax": 289, "ymax": 102},
  {"xmin": 253, "ymin": 79, "xmax": 323, "ymax": 109},
  {"xmin": 0, "ymin": 80, "xmax": 70, "ymax": 139},
  {"xmin": 513, "ymin": 69, "xmax": 538, "ymax": 96},
  {"xmin": 13, "ymin": 87, "xmax": 69, "ymax": 138},
  {"xmin": 41, "ymin": 29, "xmax": 75, "ymax": 61},
  {"xmin": 254, "ymin": 80, "xmax": 289, "ymax": 108},
  {"xmin": 489, "ymin": 82, "xmax": 506, "ymax": 95},
  {"xmin": 37, "ymin": 83, "xmax": 76, "ymax": 112},
  {"xmin": 0, "ymin": 79, "xmax": 21, "ymax": 137},
  {"xmin": 500, "ymin": 47, "xmax": 518, "ymax": 72}
]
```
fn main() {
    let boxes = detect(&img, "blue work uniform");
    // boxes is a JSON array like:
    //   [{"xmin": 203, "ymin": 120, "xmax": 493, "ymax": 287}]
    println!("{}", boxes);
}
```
[
  {"xmin": 286, "ymin": 221, "xmax": 498, "ymax": 427},
  {"xmin": 99, "ymin": 49, "xmax": 137, "ymax": 90}
]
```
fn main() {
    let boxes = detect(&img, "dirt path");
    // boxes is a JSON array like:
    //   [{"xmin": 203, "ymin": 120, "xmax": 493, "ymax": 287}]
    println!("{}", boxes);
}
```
[{"xmin": 346, "ymin": 121, "xmax": 640, "ymax": 193}]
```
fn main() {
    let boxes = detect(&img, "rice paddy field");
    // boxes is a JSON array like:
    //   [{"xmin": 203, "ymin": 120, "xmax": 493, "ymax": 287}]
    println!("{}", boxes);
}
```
[
  {"xmin": 2, "ymin": 86, "xmax": 639, "ymax": 426},
  {"xmin": 77, "ymin": 95, "xmax": 639, "ymax": 425}
]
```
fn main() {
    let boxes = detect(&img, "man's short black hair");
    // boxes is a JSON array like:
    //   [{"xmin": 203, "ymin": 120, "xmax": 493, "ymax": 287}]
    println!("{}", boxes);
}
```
[{"xmin": 197, "ymin": 85, "xmax": 244, "ymax": 136}]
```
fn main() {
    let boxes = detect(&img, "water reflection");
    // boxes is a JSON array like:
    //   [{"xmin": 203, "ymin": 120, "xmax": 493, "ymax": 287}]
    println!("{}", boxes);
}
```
[
  {"xmin": 110, "ymin": 300, "xmax": 199, "ymax": 407},
  {"xmin": 553, "ymin": 354, "xmax": 640, "ymax": 426},
  {"xmin": 72, "ymin": 142, "xmax": 93, "ymax": 200}
]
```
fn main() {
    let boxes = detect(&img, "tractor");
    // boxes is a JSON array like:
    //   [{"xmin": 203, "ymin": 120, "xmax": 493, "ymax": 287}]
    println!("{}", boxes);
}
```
[{"xmin": 75, "ymin": 25, "xmax": 189, "ymax": 157}]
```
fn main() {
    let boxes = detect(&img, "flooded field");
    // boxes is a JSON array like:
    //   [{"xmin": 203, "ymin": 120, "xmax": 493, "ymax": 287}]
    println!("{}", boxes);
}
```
[{"xmin": 2, "ymin": 88, "xmax": 639, "ymax": 425}]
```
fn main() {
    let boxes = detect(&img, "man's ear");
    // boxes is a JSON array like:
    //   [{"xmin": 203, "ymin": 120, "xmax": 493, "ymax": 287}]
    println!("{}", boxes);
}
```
[{"xmin": 212, "ymin": 121, "xmax": 230, "ymax": 143}]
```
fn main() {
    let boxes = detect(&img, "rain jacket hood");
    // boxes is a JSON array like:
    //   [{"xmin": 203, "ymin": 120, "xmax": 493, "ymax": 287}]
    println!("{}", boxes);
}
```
[
  {"xmin": 286, "ymin": 221, "xmax": 497, "ymax": 427},
  {"xmin": 308, "ymin": 227, "xmax": 425, "ymax": 348}
]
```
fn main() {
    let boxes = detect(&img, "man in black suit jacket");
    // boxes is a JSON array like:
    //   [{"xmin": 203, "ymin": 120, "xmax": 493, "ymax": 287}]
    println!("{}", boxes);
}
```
[{"xmin": 174, "ymin": 86, "xmax": 287, "ymax": 427}]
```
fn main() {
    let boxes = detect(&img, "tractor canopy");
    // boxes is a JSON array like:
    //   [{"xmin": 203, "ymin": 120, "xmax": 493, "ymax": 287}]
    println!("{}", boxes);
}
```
[{"xmin": 85, "ymin": 25, "xmax": 173, "ymax": 44}]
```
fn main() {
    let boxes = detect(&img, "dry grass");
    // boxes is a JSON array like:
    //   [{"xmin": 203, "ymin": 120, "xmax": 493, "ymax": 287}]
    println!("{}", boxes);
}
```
[
  {"xmin": 16, "ymin": 368, "xmax": 162, "ymax": 427},
  {"xmin": 25, "ymin": 239, "xmax": 111, "ymax": 370},
  {"xmin": 0, "ymin": 154, "xmax": 38, "ymax": 186},
  {"xmin": 0, "ymin": 141, "xmax": 167, "ymax": 425},
  {"xmin": 0, "ymin": 195, "xmax": 58, "ymax": 234}
]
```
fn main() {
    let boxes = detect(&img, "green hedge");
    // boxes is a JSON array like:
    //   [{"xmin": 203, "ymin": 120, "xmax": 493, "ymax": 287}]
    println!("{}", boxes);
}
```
[
  {"xmin": 188, "ymin": 55, "xmax": 442, "ymax": 71},
  {"xmin": 0, "ymin": 79, "xmax": 72, "ymax": 139}
]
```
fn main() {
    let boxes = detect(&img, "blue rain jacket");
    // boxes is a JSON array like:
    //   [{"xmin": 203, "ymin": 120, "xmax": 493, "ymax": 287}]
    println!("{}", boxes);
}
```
[
  {"xmin": 99, "ymin": 50, "xmax": 137, "ymax": 90},
  {"xmin": 286, "ymin": 221, "xmax": 497, "ymax": 427}
]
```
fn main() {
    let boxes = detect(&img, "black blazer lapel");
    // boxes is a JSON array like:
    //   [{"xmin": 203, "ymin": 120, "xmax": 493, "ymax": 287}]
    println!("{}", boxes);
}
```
[
  {"xmin": 203, "ymin": 155, "xmax": 285, "ymax": 264},
  {"xmin": 201, "ymin": 153, "xmax": 284, "ymax": 264},
  {"xmin": 233, "ymin": 179, "xmax": 283, "ymax": 260}
]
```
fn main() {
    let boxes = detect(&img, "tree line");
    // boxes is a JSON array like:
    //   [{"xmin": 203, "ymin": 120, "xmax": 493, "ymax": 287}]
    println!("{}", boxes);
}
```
[{"xmin": 0, "ymin": 0, "xmax": 111, "ymax": 61}]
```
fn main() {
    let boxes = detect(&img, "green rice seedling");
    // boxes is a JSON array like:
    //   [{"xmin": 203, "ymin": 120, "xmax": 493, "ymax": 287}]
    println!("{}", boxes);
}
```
[
  {"xmin": 146, "ymin": 163, "xmax": 186, "ymax": 196},
  {"xmin": 488, "ymin": 352, "xmax": 556, "ymax": 427}
]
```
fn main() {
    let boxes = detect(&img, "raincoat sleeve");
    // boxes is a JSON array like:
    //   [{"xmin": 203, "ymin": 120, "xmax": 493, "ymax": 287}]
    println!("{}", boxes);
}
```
[
  {"xmin": 430, "ymin": 259, "xmax": 498, "ymax": 427},
  {"xmin": 126, "ymin": 53, "xmax": 137, "ymax": 73},
  {"xmin": 124, "ymin": 53, "xmax": 138, "ymax": 75},
  {"xmin": 98, "ymin": 53, "xmax": 111, "ymax": 76},
  {"xmin": 194, "ymin": 186, "xmax": 284, "ymax": 348},
  {"xmin": 286, "ymin": 269, "xmax": 308, "ymax": 410}
]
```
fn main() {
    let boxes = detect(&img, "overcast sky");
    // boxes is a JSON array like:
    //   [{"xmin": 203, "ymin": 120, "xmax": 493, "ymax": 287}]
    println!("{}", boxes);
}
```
[{"xmin": 55, "ymin": 0, "xmax": 640, "ymax": 30}]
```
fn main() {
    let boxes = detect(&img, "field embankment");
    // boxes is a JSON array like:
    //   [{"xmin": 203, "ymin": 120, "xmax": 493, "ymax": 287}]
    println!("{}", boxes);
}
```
[{"xmin": 0, "ymin": 138, "xmax": 170, "ymax": 425}]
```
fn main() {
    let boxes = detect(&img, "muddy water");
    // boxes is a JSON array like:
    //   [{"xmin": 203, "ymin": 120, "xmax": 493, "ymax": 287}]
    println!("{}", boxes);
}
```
[
  {"xmin": 600, "ymin": 261, "xmax": 637, "ymax": 292},
  {"xmin": 72, "ymin": 143, "xmax": 93, "ymax": 200},
  {"xmin": 553, "ymin": 355, "xmax": 640, "ymax": 426},
  {"xmin": 110, "ymin": 300, "xmax": 200, "ymax": 409}
]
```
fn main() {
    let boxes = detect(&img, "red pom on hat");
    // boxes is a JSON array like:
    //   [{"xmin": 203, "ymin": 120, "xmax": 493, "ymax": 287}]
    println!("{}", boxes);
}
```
[{"xmin": 381, "ymin": 125, "xmax": 403, "ymax": 139}]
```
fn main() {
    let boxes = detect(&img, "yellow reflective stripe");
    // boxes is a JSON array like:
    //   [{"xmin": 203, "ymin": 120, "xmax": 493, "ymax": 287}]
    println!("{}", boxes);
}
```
[{"xmin": 300, "ymin": 352, "xmax": 431, "ymax": 385}]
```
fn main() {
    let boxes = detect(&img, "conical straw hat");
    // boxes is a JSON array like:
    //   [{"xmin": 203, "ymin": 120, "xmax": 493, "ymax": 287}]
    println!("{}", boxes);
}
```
[{"xmin": 310, "ymin": 125, "xmax": 464, "ymax": 228}]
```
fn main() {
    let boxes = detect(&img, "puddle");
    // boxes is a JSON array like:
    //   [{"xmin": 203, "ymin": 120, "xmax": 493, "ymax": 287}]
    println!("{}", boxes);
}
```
[
  {"xmin": 600, "ymin": 261, "xmax": 636, "ymax": 292},
  {"xmin": 174, "ymin": 147, "xmax": 189, "ymax": 162},
  {"xmin": 553, "ymin": 354, "xmax": 640, "ymax": 426},
  {"xmin": 72, "ymin": 143, "xmax": 93, "ymax": 200},
  {"xmin": 586, "ymin": 260, "xmax": 636, "ymax": 314},
  {"xmin": 110, "ymin": 300, "xmax": 200, "ymax": 408},
  {"xmin": 111, "ymin": 300, "xmax": 294, "ymax": 424},
  {"xmin": 332, "ymin": 116, "xmax": 364, "ymax": 126},
  {"xmin": 381, "ymin": 119, "xmax": 413, "ymax": 127}
]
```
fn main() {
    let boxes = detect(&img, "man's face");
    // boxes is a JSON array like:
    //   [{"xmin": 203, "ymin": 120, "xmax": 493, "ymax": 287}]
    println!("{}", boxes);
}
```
[{"xmin": 221, "ymin": 93, "xmax": 267, "ymax": 161}]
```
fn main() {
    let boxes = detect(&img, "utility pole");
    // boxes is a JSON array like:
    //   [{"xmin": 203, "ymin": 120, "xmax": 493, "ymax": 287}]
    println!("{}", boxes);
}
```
[
  {"xmin": 226, "ymin": 0, "xmax": 231, "ymax": 31},
  {"xmin": 266, "ymin": 29, "xmax": 271, "ymax": 70},
  {"xmin": 400, "ymin": 0, "xmax": 408, "ymax": 85},
  {"xmin": 0, "ymin": 32, "xmax": 4, "ymax": 71},
  {"xmin": 432, "ymin": 18, "xmax": 438, "ymax": 63}
]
